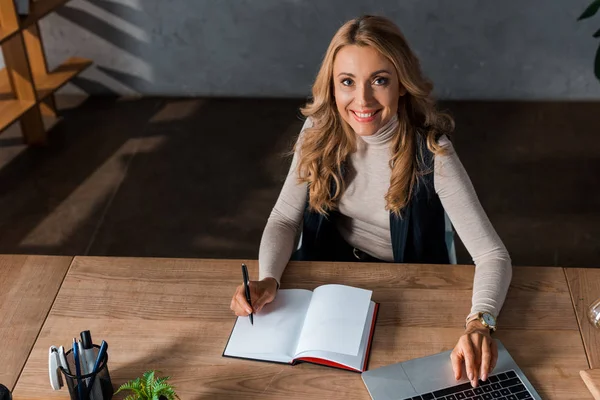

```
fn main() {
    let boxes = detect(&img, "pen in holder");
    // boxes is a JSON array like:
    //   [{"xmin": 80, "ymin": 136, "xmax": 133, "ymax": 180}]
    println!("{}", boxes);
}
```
[{"xmin": 59, "ymin": 345, "xmax": 114, "ymax": 400}]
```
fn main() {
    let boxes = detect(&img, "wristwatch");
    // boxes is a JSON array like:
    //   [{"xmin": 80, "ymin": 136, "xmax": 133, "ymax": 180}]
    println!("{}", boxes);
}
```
[{"xmin": 466, "ymin": 312, "xmax": 497, "ymax": 332}]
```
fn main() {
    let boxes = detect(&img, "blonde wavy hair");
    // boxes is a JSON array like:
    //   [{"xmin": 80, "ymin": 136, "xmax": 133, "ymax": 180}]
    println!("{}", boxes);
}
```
[{"xmin": 296, "ymin": 15, "xmax": 455, "ymax": 216}]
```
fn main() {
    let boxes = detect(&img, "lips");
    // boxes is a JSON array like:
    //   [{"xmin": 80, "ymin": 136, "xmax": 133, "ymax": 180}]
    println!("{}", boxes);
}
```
[{"xmin": 351, "ymin": 109, "xmax": 381, "ymax": 123}]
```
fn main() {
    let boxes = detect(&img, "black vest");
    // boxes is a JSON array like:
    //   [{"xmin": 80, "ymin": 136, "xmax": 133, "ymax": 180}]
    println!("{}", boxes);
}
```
[{"xmin": 295, "ymin": 134, "xmax": 449, "ymax": 264}]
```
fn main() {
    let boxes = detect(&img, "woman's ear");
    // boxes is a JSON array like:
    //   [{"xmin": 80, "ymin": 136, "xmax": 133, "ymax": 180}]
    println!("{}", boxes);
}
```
[{"xmin": 399, "ymin": 84, "xmax": 407, "ymax": 96}]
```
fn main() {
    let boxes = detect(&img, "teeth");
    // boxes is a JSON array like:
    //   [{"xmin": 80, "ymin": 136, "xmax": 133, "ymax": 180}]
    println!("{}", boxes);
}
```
[{"xmin": 355, "ymin": 111, "xmax": 375, "ymax": 118}]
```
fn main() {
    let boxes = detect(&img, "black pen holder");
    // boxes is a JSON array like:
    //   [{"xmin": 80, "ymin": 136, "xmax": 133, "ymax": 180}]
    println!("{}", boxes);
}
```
[
  {"xmin": 0, "ymin": 384, "xmax": 11, "ymax": 400},
  {"xmin": 59, "ymin": 345, "xmax": 114, "ymax": 400}
]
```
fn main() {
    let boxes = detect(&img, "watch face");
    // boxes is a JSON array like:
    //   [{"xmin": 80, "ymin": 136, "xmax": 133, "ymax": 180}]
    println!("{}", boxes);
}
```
[{"xmin": 482, "ymin": 313, "xmax": 496, "ymax": 326}]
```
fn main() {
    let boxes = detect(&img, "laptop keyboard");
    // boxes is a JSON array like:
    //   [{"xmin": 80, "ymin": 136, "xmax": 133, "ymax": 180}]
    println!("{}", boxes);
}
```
[{"xmin": 403, "ymin": 370, "xmax": 534, "ymax": 400}]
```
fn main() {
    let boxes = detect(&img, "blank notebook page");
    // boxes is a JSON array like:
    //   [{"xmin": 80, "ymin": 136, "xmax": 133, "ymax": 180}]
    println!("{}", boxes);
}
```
[
  {"xmin": 224, "ymin": 289, "xmax": 313, "ymax": 362},
  {"xmin": 295, "ymin": 284, "xmax": 372, "ymax": 356}
]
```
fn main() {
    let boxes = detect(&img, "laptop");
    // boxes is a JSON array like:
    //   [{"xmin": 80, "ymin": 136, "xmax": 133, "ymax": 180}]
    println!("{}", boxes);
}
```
[{"xmin": 362, "ymin": 339, "xmax": 541, "ymax": 400}]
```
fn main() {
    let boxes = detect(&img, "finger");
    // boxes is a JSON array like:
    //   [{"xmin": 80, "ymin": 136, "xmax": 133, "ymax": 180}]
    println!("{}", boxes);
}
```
[
  {"xmin": 248, "ymin": 282, "xmax": 268, "ymax": 312},
  {"xmin": 234, "ymin": 290, "xmax": 253, "ymax": 314},
  {"xmin": 249, "ymin": 282, "xmax": 266, "ymax": 311},
  {"xmin": 480, "ymin": 338, "xmax": 492, "ymax": 381},
  {"xmin": 249, "ymin": 281, "xmax": 267, "ymax": 302},
  {"xmin": 462, "ymin": 338, "xmax": 477, "ymax": 387},
  {"xmin": 450, "ymin": 350, "xmax": 463, "ymax": 380},
  {"xmin": 490, "ymin": 340, "xmax": 499, "ymax": 373},
  {"xmin": 233, "ymin": 309, "xmax": 247, "ymax": 317},
  {"xmin": 253, "ymin": 293, "xmax": 267, "ymax": 312},
  {"xmin": 248, "ymin": 281, "xmax": 259, "ymax": 299},
  {"xmin": 230, "ymin": 287, "xmax": 242, "ymax": 312},
  {"xmin": 470, "ymin": 333, "xmax": 483, "ymax": 378},
  {"xmin": 232, "ymin": 297, "xmax": 250, "ymax": 316},
  {"xmin": 254, "ymin": 290, "xmax": 274, "ymax": 312}
]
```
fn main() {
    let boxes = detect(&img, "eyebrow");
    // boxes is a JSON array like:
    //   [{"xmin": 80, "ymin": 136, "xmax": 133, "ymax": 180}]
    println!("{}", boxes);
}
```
[{"xmin": 337, "ymin": 69, "xmax": 392, "ymax": 77}]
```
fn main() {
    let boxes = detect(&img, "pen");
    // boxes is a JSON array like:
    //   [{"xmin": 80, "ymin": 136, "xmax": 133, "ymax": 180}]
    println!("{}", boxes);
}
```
[
  {"xmin": 91, "ymin": 341, "xmax": 108, "ymax": 374},
  {"xmin": 86, "ymin": 340, "xmax": 108, "ymax": 398},
  {"xmin": 77, "ymin": 341, "xmax": 87, "ymax": 376},
  {"xmin": 241, "ymin": 263, "xmax": 253, "ymax": 325},
  {"xmin": 72, "ymin": 338, "xmax": 84, "ymax": 400},
  {"xmin": 81, "ymin": 331, "xmax": 101, "ymax": 400}
]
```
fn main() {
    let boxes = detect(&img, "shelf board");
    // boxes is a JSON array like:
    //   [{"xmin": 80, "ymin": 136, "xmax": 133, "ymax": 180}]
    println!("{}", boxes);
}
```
[
  {"xmin": 0, "ymin": 69, "xmax": 14, "ymax": 100},
  {"xmin": 20, "ymin": 0, "xmax": 71, "ymax": 29},
  {"xmin": 34, "ymin": 57, "xmax": 92, "ymax": 100},
  {"xmin": 0, "ymin": 57, "xmax": 91, "ymax": 99},
  {"xmin": 0, "ymin": 99, "xmax": 35, "ymax": 131},
  {"xmin": 0, "ymin": 25, "xmax": 19, "ymax": 45},
  {"xmin": 0, "ymin": 57, "xmax": 91, "ymax": 133}
]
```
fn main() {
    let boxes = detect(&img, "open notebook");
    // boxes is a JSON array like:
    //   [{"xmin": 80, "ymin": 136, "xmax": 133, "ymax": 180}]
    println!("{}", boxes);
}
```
[{"xmin": 223, "ymin": 284, "xmax": 379, "ymax": 372}]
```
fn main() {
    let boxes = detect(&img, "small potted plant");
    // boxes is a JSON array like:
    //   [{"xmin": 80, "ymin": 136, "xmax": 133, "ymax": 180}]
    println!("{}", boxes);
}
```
[{"xmin": 114, "ymin": 370, "xmax": 179, "ymax": 400}]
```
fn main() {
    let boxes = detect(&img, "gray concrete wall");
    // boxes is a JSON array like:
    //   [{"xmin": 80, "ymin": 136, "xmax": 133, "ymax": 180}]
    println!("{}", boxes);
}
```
[{"xmin": 2, "ymin": 0, "xmax": 599, "ymax": 99}]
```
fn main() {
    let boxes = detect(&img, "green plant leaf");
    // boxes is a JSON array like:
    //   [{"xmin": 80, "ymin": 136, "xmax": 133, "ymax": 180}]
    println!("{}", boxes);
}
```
[
  {"xmin": 154, "ymin": 376, "xmax": 171, "ymax": 386},
  {"xmin": 156, "ymin": 383, "xmax": 177, "ymax": 397},
  {"xmin": 143, "ymin": 370, "xmax": 157, "ymax": 398},
  {"xmin": 152, "ymin": 375, "xmax": 170, "ymax": 394},
  {"xmin": 595, "ymin": 42, "xmax": 600, "ymax": 80},
  {"xmin": 594, "ymin": 28, "xmax": 600, "ymax": 38},
  {"xmin": 115, "ymin": 378, "xmax": 144, "ymax": 397},
  {"xmin": 579, "ymin": 0, "xmax": 600, "ymax": 20},
  {"xmin": 117, "ymin": 371, "xmax": 178, "ymax": 400}
]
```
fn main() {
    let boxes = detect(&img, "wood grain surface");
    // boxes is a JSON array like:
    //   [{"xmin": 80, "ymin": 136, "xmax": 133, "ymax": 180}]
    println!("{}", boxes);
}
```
[
  {"xmin": 565, "ymin": 268, "xmax": 600, "ymax": 369},
  {"xmin": 12, "ymin": 258, "xmax": 591, "ymax": 399},
  {"xmin": 0, "ymin": 255, "xmax": 72, "ymax": 390},
  {"xmin": 581, "ymin": 369, "xmax": 600, "ymax": 400}
]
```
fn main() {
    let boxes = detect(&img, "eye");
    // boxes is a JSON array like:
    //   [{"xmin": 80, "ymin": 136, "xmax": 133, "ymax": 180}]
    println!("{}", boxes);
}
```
[
  {"xmin": 341, "ymin": 78, "xmax": 354, "ymax": 86},
  {"xmin": 373, "ymin": 76, "xmax": 389, "ymax": 86}
]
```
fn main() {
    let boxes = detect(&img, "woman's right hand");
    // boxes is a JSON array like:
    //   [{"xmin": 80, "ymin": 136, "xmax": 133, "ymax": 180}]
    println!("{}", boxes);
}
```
[{"xmin": 230, "ymin": 277, "xmax": 278, "ymax": 316}]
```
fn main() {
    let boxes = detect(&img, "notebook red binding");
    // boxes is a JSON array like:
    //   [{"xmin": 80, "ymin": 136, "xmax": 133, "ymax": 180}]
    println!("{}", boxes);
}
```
[{"xmin": 295, "ymin": 303, "xmax": 379, "ymax": 372}]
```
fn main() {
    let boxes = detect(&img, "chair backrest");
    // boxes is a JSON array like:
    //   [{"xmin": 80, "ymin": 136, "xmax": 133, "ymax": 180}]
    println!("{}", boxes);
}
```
[{"xmin": 444, "ymin": 211, "xmax": 457, "ymax": 264}]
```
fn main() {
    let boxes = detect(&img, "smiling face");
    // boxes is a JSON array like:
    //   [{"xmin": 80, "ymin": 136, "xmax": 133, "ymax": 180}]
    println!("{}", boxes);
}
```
[{"xmin": 333, "ymin": 45, "xmax": 405, "ymax": 137}]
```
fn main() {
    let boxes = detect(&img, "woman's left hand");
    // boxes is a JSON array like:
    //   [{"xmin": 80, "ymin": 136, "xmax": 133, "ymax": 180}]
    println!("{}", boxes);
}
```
[{"xmin": 450, "ymin": 321, "xmax": 498, "ymax": 388}]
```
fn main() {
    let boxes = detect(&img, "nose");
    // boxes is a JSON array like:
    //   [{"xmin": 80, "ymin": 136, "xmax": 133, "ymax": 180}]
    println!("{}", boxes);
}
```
[{"xmin": 356, "ymin": 83, "xmax": 374, "ymax": 107}]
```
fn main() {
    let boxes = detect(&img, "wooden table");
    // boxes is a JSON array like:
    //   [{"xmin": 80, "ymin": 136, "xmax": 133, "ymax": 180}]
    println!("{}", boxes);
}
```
[
  {"xmin": 12, "ymin": 258, "xmax": 592, "ymax": 399},
  {"xmin": 565, "ymin": 268, "xmax": 600, "ymax": 369},
  {"xmin": 0, "ymin": 255, "xmax": 72, "ymax": 390},
  {"xmin": 581, "ymin": 370, "xmax": 600, "ymax": 399}
]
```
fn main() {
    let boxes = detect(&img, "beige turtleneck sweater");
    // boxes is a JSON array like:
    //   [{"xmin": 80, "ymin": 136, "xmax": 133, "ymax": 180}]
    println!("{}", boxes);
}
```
[{"xmin": 258, "ymin": 116, "xmax": 512, "ymax": 320}]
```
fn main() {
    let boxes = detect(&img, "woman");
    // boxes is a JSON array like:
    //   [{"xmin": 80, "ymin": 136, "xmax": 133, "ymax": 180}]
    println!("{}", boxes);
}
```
[{"xmin": 230, "ymin": 15, "xmax": 512, "ymax": 388}]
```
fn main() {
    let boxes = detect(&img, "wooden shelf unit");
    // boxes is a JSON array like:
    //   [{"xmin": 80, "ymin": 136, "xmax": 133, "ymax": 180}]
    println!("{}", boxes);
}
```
[
  {"xmin": 0, "ymin": 0, "xmax": 92, "ymax": 144},
  {"xmin": 0, "ymin": 25, "xmax": 19, "ymax": 45},
  {"xmin": 0, "ymin": 57, "xmax": 92, "ymax": 100},
  {"xmin": 0, "ymin": 99, "xmax": 34, "ymax": 130}
]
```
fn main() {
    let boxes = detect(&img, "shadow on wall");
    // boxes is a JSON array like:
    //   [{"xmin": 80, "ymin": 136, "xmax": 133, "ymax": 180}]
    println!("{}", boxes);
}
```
[
  {"xmin": 56, "ymin": 0, "xmax": 153, "ymax": 94},
  {"xmin": 44, "ymin": 0, "xmax": 600, "ymax": 98}
]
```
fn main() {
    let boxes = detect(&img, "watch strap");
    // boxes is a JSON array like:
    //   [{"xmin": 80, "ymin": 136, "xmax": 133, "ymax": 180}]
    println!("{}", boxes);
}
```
[{"xmin": 465, "ymin": 312, "xmax": 497, "ymax": 332}]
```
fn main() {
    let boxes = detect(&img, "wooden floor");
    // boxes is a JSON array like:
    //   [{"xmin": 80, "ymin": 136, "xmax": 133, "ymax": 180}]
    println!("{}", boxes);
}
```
[{"xmin": 0, "ymin": 96, "xmax": 598, "ymax": 268}]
